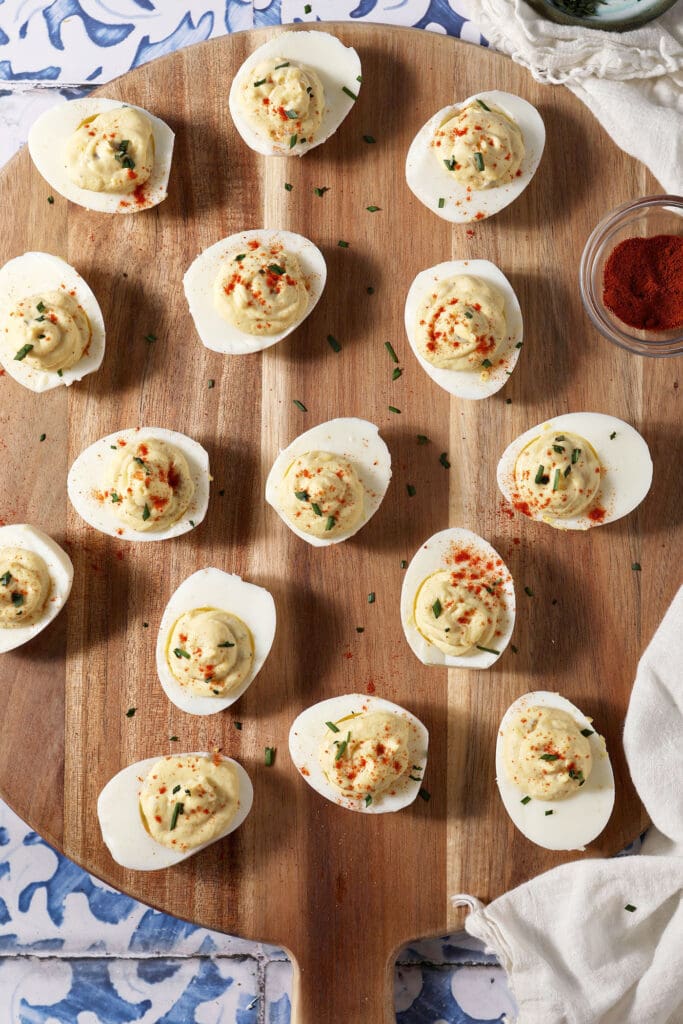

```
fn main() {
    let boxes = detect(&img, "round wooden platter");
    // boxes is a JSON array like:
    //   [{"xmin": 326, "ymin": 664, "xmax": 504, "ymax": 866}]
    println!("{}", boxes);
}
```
[{"xmin": 0, "ymin": 23, "xmax": 678, "ymax": 1023}]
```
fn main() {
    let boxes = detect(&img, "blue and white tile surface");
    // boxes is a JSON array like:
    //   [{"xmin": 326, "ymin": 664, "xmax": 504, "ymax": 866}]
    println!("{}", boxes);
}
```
[{"xmin": 0, "ymin": 3, "xmax": 642, "ymax": 1021}]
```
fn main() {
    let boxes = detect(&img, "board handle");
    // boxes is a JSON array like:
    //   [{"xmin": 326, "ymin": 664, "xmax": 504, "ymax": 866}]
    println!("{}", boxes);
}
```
[{"xmin": 290, "ymin": 946, "xmax": 396, "ymax": 1024}]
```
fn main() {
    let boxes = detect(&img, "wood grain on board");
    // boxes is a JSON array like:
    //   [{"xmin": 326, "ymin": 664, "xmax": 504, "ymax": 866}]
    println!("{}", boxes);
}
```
[{"xmin": 0, "ymin": 24, "xmax": 677, "ymax": 1024}]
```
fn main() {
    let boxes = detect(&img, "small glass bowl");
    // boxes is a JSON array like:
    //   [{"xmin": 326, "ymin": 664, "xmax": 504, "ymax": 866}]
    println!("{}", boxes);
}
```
[{"xmin": 580, "ymin": 195, "xmax": 683, "ymax": 358}]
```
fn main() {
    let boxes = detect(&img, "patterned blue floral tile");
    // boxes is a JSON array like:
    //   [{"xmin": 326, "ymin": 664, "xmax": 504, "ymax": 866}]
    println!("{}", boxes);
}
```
[
  {"xmin": 396, "ymin": 964, "xmax": 516, "ymax": 1023},
  {"xmin": 398, "ymin": 932, "xmax": 499, "ymax": 966},
  {"xmin": 265, "ymin": 959, "xmax": 293, "ymax": 1024},
  {"xmin": 255, "ymin": 0, "xmax": 484, "ymax": 42}
]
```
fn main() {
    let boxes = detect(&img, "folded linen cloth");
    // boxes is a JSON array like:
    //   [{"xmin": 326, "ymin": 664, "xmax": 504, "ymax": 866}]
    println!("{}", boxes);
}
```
[
  {"xmin": 453, "ymin": 585, "xmax": 683, "ymax": 1024},
  {"xmin": 460, "ymin": 0, "xmax": 683, "ymax": 193}
]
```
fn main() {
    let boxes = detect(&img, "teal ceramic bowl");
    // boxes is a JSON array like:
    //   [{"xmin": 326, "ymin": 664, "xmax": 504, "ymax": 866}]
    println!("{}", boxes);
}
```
[{"xmin": 527, "ymin": 0, "xmax": 678, "ymax": 31}]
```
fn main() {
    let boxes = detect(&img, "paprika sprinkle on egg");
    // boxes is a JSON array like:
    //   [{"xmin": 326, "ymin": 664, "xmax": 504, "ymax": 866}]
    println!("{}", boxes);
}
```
[{"xmin": 602, "ymin": 234, "xmax": 683, "ymax": 331}]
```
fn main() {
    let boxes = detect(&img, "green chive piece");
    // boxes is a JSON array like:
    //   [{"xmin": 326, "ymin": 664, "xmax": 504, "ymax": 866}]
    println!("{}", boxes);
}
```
[
  {"xmin": 11, "ymin": 592, "xmax": 24, "ymax": 607},
  {"xmin": 476, "ymin": 98, "xmax": 491, "ymax": 111},
  {"xmin": 356, "ymin": 626, "xmax": 364, "ymax": 633},
  {"xmin": 625, "ymin": 904, "xmax": 637, "ymax": 912},
  {"xmin": 568, "ymin": 769, "xmax": 584, "ymax": 783},
  {"xmin": 265, "ymin": 747, "xmax": 275, "ymax": 766},
  {"xmin": 610, "ymin": 431, "xmax": 617, "ymax": 440},
  {"xmin": 294, "ymin": 490, "xmax": 309, "ymax": 502},
  {"xmin": 539, "ymin": 753, "xmax": 559, "ymax": 761},
  {"xmin": 172, "ymin": 784, "xmax": 181, "ymax": 794},
  {"xmin": 125, "ymin": 707, "xmax": 136, "ymax": 718},
  {"xmin": 337, "ymin": 240, "xmax": 349, "ymax": 248},
  {"xmin": 511, "ymin": 644, "xmax": 519, "ymax": 654},
  {"xmin": 293, "ymin": 399, "xmax": 307, "ymax": 412},
  {"xmin": 476, "ymin": 645, "xmax": 500, "ymax": 655},
  {"xmin": 406, "ymin": 484, "xmax": 416, "ymax": 497},
  {"xmin": 524, "ymin": 586, "xmax": 534, "ymax": 597},
  {"xmin": 326, "ymin": 721, "xmax": 340, "ymax": 733},
  {"xmin": 580, "ymin": 728, "xmax": 594, "ymax": 737},
  {"xmin": 432, "ymin": 598, "xmax": 442, "ymax": 618},
  {"xmin": 169, "ymin": 735, "xmax": 179, "ymax": 741},
  {"xmin": 110, "ymin": 491, "xmax": 121, "ymax": 503},
  {"xmin": 325, "ymin": 516, "xmax": 336, "ymax": 531},
  {"xmin": 365, "ymin": 794, "xmax": 372, "ymax": 806},
  {"xmin": 289, "ymin": 134, "xmax": 297, "ymax": 148},
  {"xmin": 208, "ymin": 379, "xmax": 215, "ymax": 389},
  {"xmin": 474, "ymin": 152, "xmax": 485, "ymax": 172},
  {"xmin": 304, "ymin": 2, "xmax": 312, "ymax": 10},
  {"xmin": 545, "ymin": 810, "xmax": 554, "ymax": 816},
  {"xmin": 217, "ymin": 641, "xmax": 235, "ymax": 648},
  {"xmin": 438, "ymin": 197, "xmax": 445, "ymax": 209},
  {"xmin": 173, "ymin": 648, "xmax": 191, "ymax": 659},
  {"xmin": 564, "ymin": 465, "xmax": 571, "ymax": 477},
  {"xmin": 482, "ymin": 358, "xmax": 493, "ymax": 368},
  {"xmin": 366, "ymin": 205, "xmax": 380, "ymax": 213},
  {"xmin": 314, "ymin": 186, "xmax": 329, "ymax": 197},
  {"xmin": 464, "ymin": 310, "xmax": 474, "ymax": 320},
  {"xmin": 234, "ymin": 722, "xmax": 242, "ymax": 730},
  {"xmin": 284, "ymin": 182, "xmax": 293, "ymax": 191},
  {"xmin": 36, "ymin": 301, "xmax": 46, "ymax": 313},
  {"xmin": 39, "ymin": 433, "xmax": 46, "ymax": 442},
  {"xmin": 342, "ymin": 86, "xmax": 357, "ymax": 100},
  {"xmin": 506, "ymin": 398, "xmax": 512, "ymax": 404},
  {"xmin": 439, "ymin": 452, "xmax": 451, "ymax": 469},
  {"xmin": 632, "ymin": 562, "xmax": 642, "ymax": 571},
  {"xmin": 552, "ymin": 469, "xmax": 561, "ymax": 491},
  {"xmin": 535, "ymin": 466, "xmax": 545, "ymax": 484},
  {"xmin": 363, "ymin": 134, "xmax": 376, "ymax": 144},
  {"xmin": 334, "ymin": 732, "xmax": 351, "ymax": 761},
  {"xmin": 357, "ymin": 75, "xmax": 362, "ymax": 82},
  {"xmin": 400, "ymin": 560, "xmax": 407, "ymax": 569},
  {"xmin": 144, "ymin": 333, "xmax": 157, "ymax": 343},
  {"xmin": 388, "ymin": 405, "xmax": 400, "ymax": 414},
  {"xmin": 392, "ymin": 367, "xmax": 402, "ymax": 380},
  {"xmin": 142, "ymin": 503, "xmax": 151, "ymax": 521},
  {"xmin": 385, "ymin": 341, "xmax": 399, "ymax": 363},
  {"xmin": 572, "ymin": 448, "xmax": 581, "ymax": 463},
  {"xmin": 0, "ymin": 572, "xmax": 11, "ymax": 586},
  {"xmin": 234, "ymin": 254, "xmax": 246, "ymax": 262},
  {"xmin": 408, "ymin": 774, "xmax": 423, "ymax": 782},
  {"xmin": 284, "ymin": 109, "xmax": 298, "ymax": 119},
  {"xmin": 47, "ymin": 196, "xmax": 54, "ymax": 204},
  {"xmin": 521, "ymin": 795, "xmax": 531, "ymax": 805},
  {"xmin": 268, "ymin": 264, "xmax": 285, "ymax": 275},
  {"xmin": 368, "ymin": 592, "xmax": 375, "ymax": 604},
  {"xmin": 444, "ymin": 157, "xmax": 456, "ymax": 171},
  {"xmin": 552, "ymin": 444, "xmax": 565, "ymax": 454},
  {"xmin": 133, "ymin": 456, "xmax": 146, "ymax": 469},
  {"xmin": 311, "ymin": 503, "xmax": 323, "ymax": 517},
  {"xmin": 327, "ymin": 334, "xmax": 341, "ymax": 352},
  {"xmin": 253, "ymin": 78, "xmax": 267, "ymax": 87},
  {"xmin": 417, "ymin": 434, "xmax": 430, "ymax": 445},
  {"xmin": 169, "ymin": 802, "xmax": 183, "ymax": 830},
  {"xmin": 275, "ymin": 61, "xmax": 290, "ymax": 69},
  {"xmin": 418, "ymin": 787, "xmax": 431, "ymax": 801},
  {"xmin": 14, "ymin": 343, "xmax": 33, "ymax": 361},
  {"xmin": 189, "ymin": 521, "xmax": 195, "ymax": 527}
]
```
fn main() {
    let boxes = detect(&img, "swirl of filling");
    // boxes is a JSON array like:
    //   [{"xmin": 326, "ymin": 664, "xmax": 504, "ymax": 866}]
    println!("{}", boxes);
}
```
[
  {"xmin": 237, "ymin": 58, "xmax": 325, "ymax": 146},
  {"xmin": 65, "ymin": 106, "xmax": 154, "ymax": 194},
  {"xmin": 214, "ymin": 245, "xmax": 308, "ymax": 336},
  {"xmin": 107, "ymin": 438, "xmax": 194, "ymax": 532},
  {"xmin": 513, "ymin": 430, "xmax": 602, "ymax": 520},
  {"xmin": 503, "ymin": 705, "xmax": 593, "ymax": 801},
  {"xmin": 3, "ymin": 291, "xmax": 90, "ymax": 372},
  {"xmin": 414, "ymin": 569, "xmax": 500, "ymax": 656},
  {"xmin": 0, "ymin": 546, "xmax": 51, "ymax": 628},
  {"xmin": 139, "ymin": 754, "xmax": 240, "ymax": 851},
  {"xmin": 167, "ymin": 608, "xmax": 253, "ymax": 697},
  {"xmin": 278, "ymin": 450, "xmax": 364, "ymax": 538},
  {"xmin": 433, "ymin": 100, "xmax": 524, "ymax": 190},
  {"xmin": 319, "ymin": 711, "xmax": 411, "ymax": 799},
  {"xmin": 415, "ymin": 275, "xmax": 506, "ymax": 371}
]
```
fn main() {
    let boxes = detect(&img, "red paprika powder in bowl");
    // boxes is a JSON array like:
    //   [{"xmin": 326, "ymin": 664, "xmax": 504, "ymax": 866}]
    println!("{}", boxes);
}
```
[{"xmin": 580, "ymin": 195, "xmax": 683, "ymax": 357}]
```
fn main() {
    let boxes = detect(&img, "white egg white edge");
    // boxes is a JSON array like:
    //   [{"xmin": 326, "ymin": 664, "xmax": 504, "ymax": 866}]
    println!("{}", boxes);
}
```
[
  {"xmin": 400, "ymin": 527, "xmax": 515, "ymax": 670},
  {"xmin": 97, "ymin": 753, "xmax": 253, "ymax": 871},
  {"xmin": 67, "ymin": 426, "xmax": 210, "ymax": 542},
  {"xmin": 405, "ymin": 90, "xmax": 546, "ymax": 224},
  {"xmin": 0, "ymin": 252, "xmax": 106, "ymax": 393},
  {"xmin": 264, "ymin": 417, "xmax": 392, "ymax": 547},
  {"xmin": 183, "ymin": 228, "xmax": 327, "ymax": 355},
  {"xmin": 404, "ymin": 259, "xmax": 523, "ymax": 400},
  {"xmin": 495, "ymin": 690, "xmax": 615, "ymax": 852},
  {"xmin": 228, "ymin": 30, "xmax": 361, "ymax": 157},
  {"xmin": 28, "ymin": 97, "xmax": 174, "ymax": 214},
  {"xmin": 288, "ymin": 693, "xmax": 429, "ymax": 815},
  {"xmin": 0, "ymin": 524, "xmax": 73, "ymax": 654},
  {"xmin": 156, "ymin": 568, "xmax": 276, "ymax": 716},
  {"xmin": 497, "ymin": 412, "xmax": 653, "ymax": 532}
]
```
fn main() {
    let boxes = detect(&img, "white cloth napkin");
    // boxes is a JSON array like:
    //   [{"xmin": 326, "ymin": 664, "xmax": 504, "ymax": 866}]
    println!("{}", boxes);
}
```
[
  {"xmin": 453, "ymin": 585, "xmax": 683, "ymax": 1024},
  {"xmin": 460, "ymin": 0, "xmax": 683, "ymax": 193}
]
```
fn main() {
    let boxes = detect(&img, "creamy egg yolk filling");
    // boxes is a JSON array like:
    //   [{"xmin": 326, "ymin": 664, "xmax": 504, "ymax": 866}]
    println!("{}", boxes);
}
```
[
  {"xmin": 0, "ymin": 547, "xmax": 51, "ymax": 628},
  {"xmin": 319, "ymin": 712, "xmax": 411, "ymax": 799},
  {"xmin": 139, "ymin": 755, "xmax": 240, "ymax": 851},
  {"xmin": 415, "ymin": 275, "xmax": 506, "ymax": 371},
  {"xmin": 167, "ymin": 608, "xmax": 253, "ymax": 697},
  {"xmin": 414, "ymin": 569, "xmax": 500, "ymax": 656},
  {"xmin": 514, "ymin": 430, "xmax": 602, "ymax": 519},
  {"xmin": 503, "ymin": 706, "xmax": 593, "ymax": 801},
  {"xmin": 3, "ymin": 291, "xmax": 90, "ymax": 372},
  {"xmin": 278, "ymin": 450, "xmax": 364, "ymax": 537},
  {"xmin": 65, "ymin": 106, "xmax": 154, "ymax": 194},
  {"xmin": 238, "ymin": 57, "xmax": 325, "ymax": 145},
  {"xmin": 214, "ymin": 245, "xmax": 308, "ymax": 336},
  {"xmin": 434, "ymin": 101, "xmax": 524, "ymax": 190},
  {"xmin": 107, "ymin": 439, "xmax": 194, "ymax": 532}
]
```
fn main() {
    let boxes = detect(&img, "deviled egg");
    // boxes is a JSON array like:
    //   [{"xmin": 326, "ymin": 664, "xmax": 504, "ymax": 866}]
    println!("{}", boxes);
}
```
[
  {"xmin": 496, "ymin": 690, "xmax": 614, "ymax": 851},
  {"xmin": 265, "ymin": 417, "xmax": 391, "ymax": 546},
  {"xmin": 98, "ymin": 752, "xmax": 253, "ymax": 870},
  {"xmin": 289, "ymin": 694, "xmax": 428, "ymax": 813},
  {"xmin": 156, "ymin": 568, "xmax": 276, "ymax": 716},
  {"xmin": 401, "ymin": 528, "xmax": 515, "ymax": 669},
  {"xmin": 404, "ymin": 259, "xmax": 523, "ymax": 399},
  {"xmin": 184, "ymin": 229, "xmax": 326, "ymax": 354},
  {"xmin": 0, "ymin": 524, "xmax": 73, "ymax": 653},
  {"xmin": 406, "ymin": 91, "xmax": 545, "ymax": 223},
  {"xmin": 0, "ymin": 252, "xmax": 105, "ymax": 392},
  {"xmin": 229, "ymin": 30, "xmax": 361, "ymax": 157},
  {"xmin": 28, "ymin": 98, "xmax": 174, "ymax": 213},
  {"xmin": 68, "ymin": 427, "xmax": 210, "ymax": 542},
  {"xmin": 497, "ymin": 412, "xmax": 652, "ymax": 530}
]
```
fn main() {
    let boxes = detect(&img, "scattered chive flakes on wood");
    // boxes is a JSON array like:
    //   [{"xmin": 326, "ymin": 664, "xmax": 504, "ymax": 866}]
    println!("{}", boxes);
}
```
[
  {"xmin": 366, "ymin": 286, "xmax": 374, "ymax": 294},
  {"xmin": 314, "ymin": 186, "xmax": 329, "ymax": 197},
  {"xmin": 327, "ymin": 334, "xmax": 341, "ymax": 352},
  {"xmin": 265, "ymin": 747, "xmax": 275, "ymax": 767},
  {"xmin": 208, "ymin": 379, "xmax": 215, "ymax": 389},
  {"xmin": 417, "ymin": 434, "xmax": 430, "ymax": 445},
  {"xmin": 388, "ymin": 405, "xmax": 401, "ymax": 414},
  {"xmin": 368, "ymin": 592, "xmax": 375, "ymax": 604},
  {"xmin": 338, "ymin": 239, "xmax": 349, "ymax": 248},
  {"xmin": 39, "ymin": 434, "xmax": 46, "ymax": 442},
  {"xmin": 406, "ymin": 483, "xmax": 416, "ymax": 497},
  {"xmin": 145, "ymin": 333, "xmax": 156, "ymax": 343},
  {"xmin": 284, "ymin": 182, "xmax": 293, "ymax": 191},
  {"xmin": 366, "ymin": 205, "xmax": 380, "ymax": 213},
  {"xmin": 293, "ymin": 399, "xmax": 307, "ymax": 412},
  {"xmin": 363, "ymin": 135, "xmax": 376, "ymax": 144},
  {"xmin": 418, "ymin": 787, "xmax": 430, "ymax": 801},
  {"xmin": 385, "ymin": 341, "xmax": 399, "ymax": 362},
  {"xmin": 632, "ymin": 562, "xmax": 642, "ymax": 571},
  {"xmin": 524, "ymin": 586, "xmax": 534, "ymax": 597},
  {"xmin": 400, "ymin": 560, "xmax": 407, "ymax": 569},
  {"xmin": 356, "ymin": 627, "xmax": 364, "ymax": 633},
  {"xmin": 392, "ymin": 367, "xmax": 402, "ymax": 381},
  {"xmin": 125, "ymin": 707, "xmax": 136, "ymax": 718},
  {"xmin": 47, "ymin": 196, "xmax": 54, "ymax": 204},
  {"xmin": 511, "ymin": 644, "xmax": 518, "ymax": 654},
  {"xmin": 439, "ymin": 452, "xmax": 451, "ymax": 469}
]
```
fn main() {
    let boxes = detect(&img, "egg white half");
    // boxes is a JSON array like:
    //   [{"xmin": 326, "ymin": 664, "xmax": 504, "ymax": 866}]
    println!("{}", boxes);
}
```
[
  {"xmin": 496, "ymin": 690, "xmax": 615, "ymax": 851},
  {"xmin": 404, "ymin": 259, "xmax": 523, "ymax": 400},
  {"xmin": 183, "ymin": 229, "xmax": 326, "ymax": 355},
  {"xmin": 0, "ymin": 524, "xmax": 73, "ymax": 654},
  {"xmin": 28, "ymin": 97, "xmax": 174, "ymax": 214},
  {"xmin": 289, "ymin": 694, "xmax": 429, "ymax": 814},
  {"xmin": 67, "ymin": 427, "xmax": 210, "ymax": 542},
  {"xmin": 265, "ymin": 417, "xmax": 392, "ymax": 546},
  {"xmin": 97, "ymin": 753, "xmax": 253, "ymax": 870},
  {"xmin": 0, "ymin": 252, "xmax": 105, "ymax": 393},
  {"xmin": 405, "ymin": 91, "xmax": 545, "ymax": 224},
  {"xmin": 156, "ymin": 568, "xmax": 276, "ymax": 716},
  {"xmin": 401, "ymin": 527, "xmax": 515, "ymax": 669},
  {"xmin": 228, "ymin": 30, "xmax": 361, "ymax": 157},
  {"xmin": 497, "ymin": 412, "xmax": 653, "ymax": 530}
]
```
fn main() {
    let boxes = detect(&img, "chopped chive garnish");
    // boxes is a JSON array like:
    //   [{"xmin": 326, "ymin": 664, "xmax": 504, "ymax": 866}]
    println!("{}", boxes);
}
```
[
  {"xmin": 208, "ymin": 379, "xmax": 215, "ymax": 389},
  {"xmin": 253, "ymin": 78, "xmax": 267, "ymax": 87},
  {"xmin": 521, "ymin": 795, "xmax": 531, "ymax": 805},
  {"xmin": 400, "ymin": 560, "xmax": 407, "ymax": 569},
  {"xmin": 580, "ymin": 728, "xmax": 594, "ymax": 737},
  {"xmin": 515, "ymin": 341, "xmax": 523, "ymax": 349},
  {"xmin": 11, "ymin": 592, "xmax": 24, "ymax": 607},
  {"xmin": 217, "ymin": 640, "xmax": 235, "ymax": 648},
  {"xmin": 326, "ymin": 721, "xmax": 340, "ymax": 733},
  {"xmin": 234, "ymin": 254, "xmax": 246, "ymax": 262},
  {"xmin": 481, "ymin": 358, "xmax": 492, "ymax": 368},
  {"xmin": 325, "ymin": 516, "xmax": 336, "ymax": 531},
  {"xmin": 545, "ymin": 810, "xmax": 554, "ymax": 816},
  {"xmin": 439, "ymin": 452, "xmax": 451, "ymax": 469},
  {"xmin": 368, "ymin": 592, "xmax": 375, "ymax": 604},
  {"xmin": 265, "ymin": 747, "xmax": 275, "ymax": 766},
  {"xmin": 342, "ymin": 86, "xmax": 357, "ymax": 100},
  {"xmin": 284, "ymin": 182, "xmax": 293, "ymax": 191},
  {"xmin": 392, "ymin": 367, "xmax": 402, "ymax": 381},
  {"xmin": 408, "ymin": 775, "xmax": 423, "ymax": 782},
  {"xmin": 388, "ymin": 405, "xmax": 400, "ymax": 414},
  {"xmin": 173, "ymin": 648, "xmax": 190, "ymax": 659},
  {"xmin": 535, "ymin": 465, "xmax": 545, "ymax": 484},
  {"xmin": 365, "ymin": 794, "xmax": 372, "ymax": 806},
  {"xmin": 417, "ymin": 434, "xmax": 429, "ymax": 445},
  {"xmin": 327, "ymin": 334, "xmax": 341, "ymax": 352},
  {"xmin": 406, "ymin": 483, "xmax": 416, "ymax": 497},
  {"xmin": 169, "ymin": 735, "xmax": 178, "ymax": 741},
  {"xmin": 476, "ymin": 645, "xmax": 500, "ymax": 655},
  {"xmin": 133, "ymin": 456, "xmax": 146, "ymax": 469},
  {"xmin": 568, "ymin": 769, "xmax": 584, "ymax": 783},
  {"xmin": 438, "ymin": 197, "xmax": 445, "ymax": 209},
  {"xmin": 189, "ymin": 520, "xmax": 195, "ymax": 527},
  {"xmin": 555, "ymin": 435, "xmax": 566, "ymax": 441},
  {"xmin": 169, "ymin": 802, "xmax": 183, "ymax": 830},
  {"xmin": 284, "ymin": 109, "xmax": 298, "ymax": 119},
  {"xmin": 275, "ymin": 62, "xmax": 290, "ymax": 69},
  {"xmin": 125, "ymin": 706, "xmax": 136, "ymax": 717},
  {"xmin": 47, "ymin": 195, "xmax": 54, "ymax": 204},
  {"xmin": 610, "ymin": 431, "xmax": 617, "ymax": 440},
  {"xmin": 304, "ymin": 2, "xmax": 312, "ymax": 10},
  {"xmin": 172, "ymin": 785, "xmax": 181, "ymax": 794},
  {"xmin": 289, "ymin": 134, "xmax": 297, "ymax": 148},
  {"xmin": 36, "ymin": 301, "xmax": 46, "ymax": 313},
  {"xmin": 473, "ymin": 152, "xmax": 485, "ymax": 172},
  {"xmin": 552, "ymin": 469, "xmax": 561, "ymax": 491},
  {"xmin": 268, "ymin": 264, "xmax": 285, "ymax": 275},
  {"xmin": 385, "ymin": 341, "xmax": 399, "ymax": 362},
  {"xmin": 625, "ymin": 904, "xmax": 637, "ymax": 912},
  {"xmin": 145, "ymin": 333, "xmax": 156, "ymax": 342},
  {"xmin": 564, "ymin": 465, "xmax": 571, "ymax": 477},
  {"xmin": 524, "ymin": 586, "xmax": 534, "ymax": 597},
  {"xmin": 632, "ymin": 562, "xmax": 642, "ymax": 571},
  {"xmin": 432, "ymin": 598, "xmax": 442, "ymax": 618},
  {"xmin": 39, "ymin": 433, "xmax": 46, "ymax": 442},
  {"xmin": 314, "ymin": 186, "xmax": 329, "ymax": 197},
  {"xmin": 14, "ymin": 343, "xmax": 33, "ymax": 361},
  {"xmin": 476, "ymin": 98, "xmax": 491, "ymax": 110},
  {"xmin": 311, "ymin": 503, "xmax": 323, "ymax": 517},
  {"xmin": 444, "ymin": 157, "xmax": 456, "ymax": 171},
  {"xmin": 464, "ymin": 310, "xmax": 473, "ymax": 319},
  {"xmin": 110, "ymin": 491, "xmax": 121, "ymax": 503},
  {"xmin": 511, "ymin": 644, "xmax": 518, "ymax": 654},
  {"xmin": 539, "ymin": 753, "xmax": 559, "ymax": 761},
  {"xmin": 337, "ymin": 240, "xmax": 349, "ymax": 248},
  {"xmin": 356, "ymin": 626, "xmax": 364, "ymax": 633},
  {"xmin": 142, "ymin": 503, "xmax": 151, "ymax": 521},
  {"xmin": 506, "ymin": 398, "xmax": 512, "ymax": 404},
  {"xmin": 418, "ymin": 787, "xmax": 431, "ymax": 801},
  {"xmin": 0, "ymin": 572, "xmax": 11, "ymax": 586},
  {"xmin": 572, "ymin": 448, "xmax": 581, "ymax": 463},
  {"xmin": 363, "ymin": 134, "xmax": 376, "ymax": 144},
  {"xmin": 234, "ymin": 721, "xmax": 242, "ymax": 730},
  {"xmin": 293, "ymin": 399, "xmax": 307, "ymax": 411},
  {"xmin": 552, "ymin": 444, "xmax": 565, "ymax": 454},
  {"xmin": 366, "ymin": 205, "xmax": 380, "ymax": 213},
  {"xmin": 334, "ymin": 732, "xmax": 351, "ymax": 760},
  {"xmin": 294, "ymin": 490, "xmax": 309, "ymax": 501},
  {"xmin": 366, "ymin": 286, "xmax": 374, "ymax": 294},
  {"xmin": 356, "ymin": 75, "xmax": 362, "ymax": 82}
]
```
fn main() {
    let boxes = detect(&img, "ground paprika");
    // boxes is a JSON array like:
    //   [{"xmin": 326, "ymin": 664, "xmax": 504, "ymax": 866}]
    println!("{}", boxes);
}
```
[{"xmin": 602, "ymin": 234, "xmax": 683, "ymax": 331}]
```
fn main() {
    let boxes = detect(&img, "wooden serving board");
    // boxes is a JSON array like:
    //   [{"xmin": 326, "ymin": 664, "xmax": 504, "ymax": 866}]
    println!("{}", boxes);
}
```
[{"xmin": 0, "ymin": 24, "xmax": 677, "ymax": 1022}]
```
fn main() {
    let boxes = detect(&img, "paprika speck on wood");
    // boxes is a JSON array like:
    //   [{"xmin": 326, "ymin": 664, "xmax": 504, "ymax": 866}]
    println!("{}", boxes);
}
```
[{"xmin": 602, "ymin": 234, "xmax": 683, "ymax": 331}]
